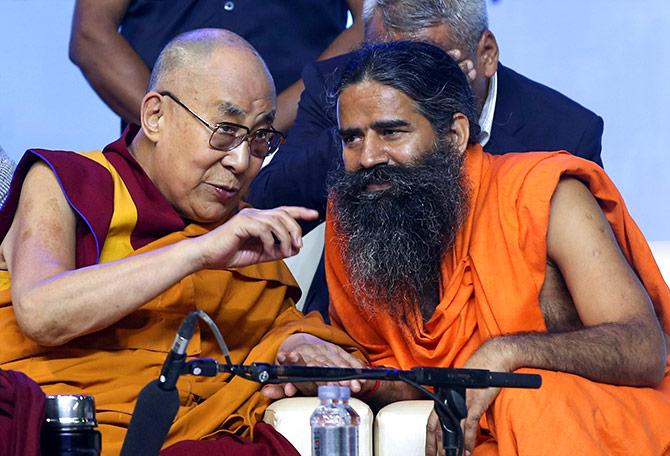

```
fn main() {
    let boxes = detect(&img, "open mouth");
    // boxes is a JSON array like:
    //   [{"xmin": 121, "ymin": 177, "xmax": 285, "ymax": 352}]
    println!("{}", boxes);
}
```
[
  {"xmin": 209, "ymin": 183, "xmax": 239, "ymax": 201},
  {"xmin": 366, "ymin": 182, "xmax": 393, "ymax": 192}
]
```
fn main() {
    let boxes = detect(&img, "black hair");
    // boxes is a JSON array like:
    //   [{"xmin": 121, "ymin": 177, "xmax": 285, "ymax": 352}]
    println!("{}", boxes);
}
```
[{"xmin": 337, "ymin": 40, "xmax": 481, "ymax": 143}]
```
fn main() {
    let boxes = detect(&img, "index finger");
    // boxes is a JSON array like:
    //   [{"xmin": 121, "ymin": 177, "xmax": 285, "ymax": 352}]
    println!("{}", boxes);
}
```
[{"xmin": 276, "ymin": 206, "xmax": 320, "ymax": 222}]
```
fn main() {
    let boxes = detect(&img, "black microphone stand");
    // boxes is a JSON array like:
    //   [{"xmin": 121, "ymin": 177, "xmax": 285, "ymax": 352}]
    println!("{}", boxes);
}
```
[
  {"xmin": 182, "ymin": 359, "xmax": 541, "ymax": 456},
  {"xmin": 436, "ymin": 387, "xmax": 466, "ymax": 455}
]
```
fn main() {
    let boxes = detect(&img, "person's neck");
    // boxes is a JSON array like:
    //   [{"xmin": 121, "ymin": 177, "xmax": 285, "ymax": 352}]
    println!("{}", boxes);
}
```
[{"xmin": 474, "ymin": 76, "xmax": 491, "ymax": 118}]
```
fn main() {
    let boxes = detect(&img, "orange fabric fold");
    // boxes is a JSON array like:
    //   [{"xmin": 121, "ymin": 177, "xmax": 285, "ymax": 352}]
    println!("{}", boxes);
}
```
[{"xmin": 326, "ymin": 146, "xmax": 670, "ymax": 454}]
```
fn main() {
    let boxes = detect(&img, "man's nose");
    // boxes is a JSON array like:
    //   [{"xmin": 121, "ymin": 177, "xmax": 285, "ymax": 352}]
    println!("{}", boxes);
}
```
[
  {"xmin": 220, "ymin": 140, "xmax": 251, "ymax": 173},
  {"xmin": 359, "ymin": 135, "xmax": 389, "ymax": 169}
]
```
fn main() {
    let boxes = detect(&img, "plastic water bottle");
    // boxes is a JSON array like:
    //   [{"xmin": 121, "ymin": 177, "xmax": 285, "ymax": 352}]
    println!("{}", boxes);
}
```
[
  {"xmin": 311, "ymin": 385, "xmax": 359, "ymax": 455},
  {"xmin": 337, "ymin": 386, "xmax": 360, "ymax": 452}
]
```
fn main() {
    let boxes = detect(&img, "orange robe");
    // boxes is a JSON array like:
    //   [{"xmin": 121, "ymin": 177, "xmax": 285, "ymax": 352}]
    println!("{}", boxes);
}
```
[
  {"xmin": 0, "ymin": 140, "xmax": 360, "ymax": 455},
  {"xmin": 326, "ymin": 145, "xmax": 670, "ymax": 455}
]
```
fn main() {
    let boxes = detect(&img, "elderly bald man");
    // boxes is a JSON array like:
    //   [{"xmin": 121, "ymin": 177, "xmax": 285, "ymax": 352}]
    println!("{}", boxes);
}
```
[{"xmin": 0, "ymin": 29, "xmax": 362, "ymax": 455}]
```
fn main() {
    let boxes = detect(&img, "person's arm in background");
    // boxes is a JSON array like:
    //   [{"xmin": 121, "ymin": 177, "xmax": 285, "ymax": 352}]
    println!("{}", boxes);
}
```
[
  {"xmin": 247, "ymin": 59, "xmax": 345, "ymax": 234},
  {"xmin": 69, "ymin": 0, "xmax": 149, "ymax": 126},
  {"xmin": 70, "ymin": 0, "xmax": 362, "ymax": 132},
  {"xmin": 273, "ymin": 0, "xmax": 364, "ymax": 133}
]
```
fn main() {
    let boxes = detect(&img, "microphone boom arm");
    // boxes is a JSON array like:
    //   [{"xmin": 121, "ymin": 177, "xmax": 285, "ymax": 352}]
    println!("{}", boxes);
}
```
[{"xmin": 182, "ymin": 359, "xmax": 541, "ymax": 390}]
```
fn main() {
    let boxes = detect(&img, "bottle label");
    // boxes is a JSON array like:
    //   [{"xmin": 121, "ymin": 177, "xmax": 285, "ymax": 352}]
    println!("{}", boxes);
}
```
[{"xmin": 312, "ymin": 426, "xmax": 359, "ymax": 456}]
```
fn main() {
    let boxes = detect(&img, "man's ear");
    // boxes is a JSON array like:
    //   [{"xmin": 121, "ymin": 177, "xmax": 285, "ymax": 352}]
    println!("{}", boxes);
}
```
[
  {"xmin": 476, "ymin": 30, "xmax": 499, "ymax": 78},
  {"xmin": 140, "ymin": 91, "xmax": 163, "ymax": 143},
  {"xmin": 445, "ymin": 113, "xmax": 470, "ymax": 154}
]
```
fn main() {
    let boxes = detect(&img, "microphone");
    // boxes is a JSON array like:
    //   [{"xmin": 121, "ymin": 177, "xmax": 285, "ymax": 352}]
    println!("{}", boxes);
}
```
[
  {"xmin": 120, "ymin": 313, "xmax": 199, "ymax": 456},
  {"xmin": 119, "ymin": 380, "xmax": 179, "ymax": 456},
  {"xmin": 410, "ymin": 367, "xmax": 541, "ymax": 389},
  {"xmin": 158, "ymin": 312, "xmax": 199, "ymax": 390}
]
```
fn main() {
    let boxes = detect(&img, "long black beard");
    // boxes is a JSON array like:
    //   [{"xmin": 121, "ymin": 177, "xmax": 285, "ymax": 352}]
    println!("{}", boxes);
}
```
[{"xmin": 328, "ymin": 141, "xmax": 469, "ymax": 325}]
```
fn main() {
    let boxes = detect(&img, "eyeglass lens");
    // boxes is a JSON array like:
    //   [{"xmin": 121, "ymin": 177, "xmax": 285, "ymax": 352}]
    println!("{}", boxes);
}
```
[{"xmin": 210, "ymin": 125, "xmax": 282, "ymax": 158}]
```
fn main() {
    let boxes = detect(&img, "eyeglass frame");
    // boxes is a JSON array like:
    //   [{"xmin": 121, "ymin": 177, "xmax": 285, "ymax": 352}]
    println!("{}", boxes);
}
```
[{"xmin": 158, "ymin": 90, "xmax": 285, "ymax": 159}]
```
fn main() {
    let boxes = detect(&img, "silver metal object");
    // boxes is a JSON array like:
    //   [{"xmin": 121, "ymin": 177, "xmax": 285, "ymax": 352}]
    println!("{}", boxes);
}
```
[{"xmin": 44, "ymin": 395, "xmax": 98, "ymax": 429}]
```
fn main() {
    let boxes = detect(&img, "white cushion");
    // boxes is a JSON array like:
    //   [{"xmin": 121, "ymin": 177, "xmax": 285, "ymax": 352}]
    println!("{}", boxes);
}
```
[
  {"xmin": 263, "ymin": 397, "xmax": 374, "ymax": 456},
  {"xmin": 374, "ymin": 400, "xmax": 433, "ymax": 456}
]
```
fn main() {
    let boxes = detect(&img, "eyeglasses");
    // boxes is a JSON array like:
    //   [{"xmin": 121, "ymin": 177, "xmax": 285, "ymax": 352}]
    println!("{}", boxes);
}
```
[{"xmin": 159, "ymin": 91, "xmax": 285, "ymax": 159}]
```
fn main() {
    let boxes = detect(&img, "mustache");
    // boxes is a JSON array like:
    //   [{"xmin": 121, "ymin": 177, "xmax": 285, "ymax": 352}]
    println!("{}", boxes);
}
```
[
  {"xmin": 330, "ymin": 158, "xmax": 445, "ymax": 203},
  {"xmin": 341, "ymin": 164, "xmax": 412, "ymax": 191}
]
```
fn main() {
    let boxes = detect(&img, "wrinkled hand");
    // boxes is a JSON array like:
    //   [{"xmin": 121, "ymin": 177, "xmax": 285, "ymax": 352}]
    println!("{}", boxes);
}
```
[
  {"xmin": 194, "ymin": 206, "xmax": 319, "ymax": 270},
  {"xmin": 262, "ymin": 333, "xmax": 366, "ymax": 399},
  {"xmin": 447, "ymin": 49, "xmax": 477, "ymax": 83}
]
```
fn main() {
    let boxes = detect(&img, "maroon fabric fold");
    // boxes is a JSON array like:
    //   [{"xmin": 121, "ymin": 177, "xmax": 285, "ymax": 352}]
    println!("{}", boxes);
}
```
[
  {"xmin": 159, "ymin": 422, "xmax": 300, "ymax": 456},
  {"xmin": 0, "ymin": 369, "xmax": 46, "ymax": 456}
]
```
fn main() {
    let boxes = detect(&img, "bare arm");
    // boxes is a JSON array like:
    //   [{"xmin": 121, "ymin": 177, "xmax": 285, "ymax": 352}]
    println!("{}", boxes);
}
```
[
  {"xmin": 3, "ymin": 163, "xmax": 317, "ymax": 346},
  {"xmin": 273, "ymin": 0, "xmax": 364, "ymax": 132},
  {"xmin": 69, "ymin": 0, "xmax": 148, "ymax": 125},
  {"xmin": 441, "ymin": 178, "xmax": 667, "ymax": 454},
  {"xmin": 482, "ymin": 178, "xmax": 665, "ymax": 386}
]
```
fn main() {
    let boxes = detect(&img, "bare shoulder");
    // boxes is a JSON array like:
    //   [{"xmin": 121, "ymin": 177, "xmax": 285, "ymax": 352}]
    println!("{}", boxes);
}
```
[
  {"xmin": 13, "ymin": 160, "xmax": 72, "ymax": 222},
  {"xmin": 549, "ymin": 177, "xmax": 602, "ymax": 221},
  {"xmin": 2, "ymin": 161, "xmax": 76, "ymax": 277},
  {"xmin": 547, "ymin": 177, "xmax": 613, "ymax": 256},
  {"xmin": 546, "ymin": 177, "xmax": 654, "ymax": 325}
]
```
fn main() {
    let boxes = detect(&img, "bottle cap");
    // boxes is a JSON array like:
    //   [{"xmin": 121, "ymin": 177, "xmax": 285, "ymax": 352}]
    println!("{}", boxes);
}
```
[
  {"xmin": 44, "ymin": 395, "xmax": 98, "ymax": 429},
  {"xmin": 338, "ymin": 386, "xmax": 351, "ymax": 400},
  {"xmin": 317, "ymin": 385, "xmax": 340, "ymax": 400}
]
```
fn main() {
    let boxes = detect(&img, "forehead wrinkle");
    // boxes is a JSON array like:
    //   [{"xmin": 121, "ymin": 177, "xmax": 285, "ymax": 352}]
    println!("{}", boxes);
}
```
[{"xmin": 216, "ymin": 101, "xmax": 276, "ymax": 127}]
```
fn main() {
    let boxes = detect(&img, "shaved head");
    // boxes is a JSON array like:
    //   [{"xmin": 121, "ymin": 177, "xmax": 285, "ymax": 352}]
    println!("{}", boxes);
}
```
[{"xmin": 147, "ymin": 28, "xmax": 272, "ymax": 92}]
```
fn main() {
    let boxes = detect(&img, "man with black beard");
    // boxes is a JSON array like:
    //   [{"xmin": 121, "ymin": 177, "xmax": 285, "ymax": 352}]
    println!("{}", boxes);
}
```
[
  {"xmin": 318, "ymin": 41, "xmax": 670, "ymax": 455},
  {"xmin": 248, "ymin": 0, "xmax": 605, "ymax": 321},
  {"xmin": 328, "ymin": 139, "xmax": 467, "ymax": 323}
]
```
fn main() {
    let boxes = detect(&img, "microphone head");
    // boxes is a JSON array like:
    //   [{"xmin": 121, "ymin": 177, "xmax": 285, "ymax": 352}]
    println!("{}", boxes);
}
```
[
  {"xmin": 487, "ymin": 372, "xmax": 542, "ymax": 389},
  {"xmin": 120, "ymin": 379, "xmax": 180, "ymax": 456}
]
